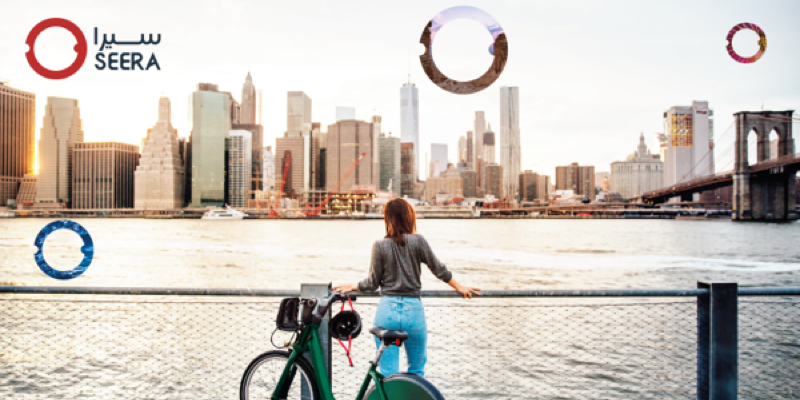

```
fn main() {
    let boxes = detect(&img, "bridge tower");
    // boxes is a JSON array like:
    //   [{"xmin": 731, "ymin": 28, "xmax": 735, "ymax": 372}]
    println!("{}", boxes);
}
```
[{"xmin": 733, "ymin": 110, "xmax": 796, "ymax": 220}]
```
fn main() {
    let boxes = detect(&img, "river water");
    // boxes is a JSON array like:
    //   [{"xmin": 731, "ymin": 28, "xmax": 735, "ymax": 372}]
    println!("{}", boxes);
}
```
[
  {"xmin": 1, "ymin": 218, "xmax": 799, "ymax": 289},
  {"xmin": 1, "ymin": 219, "xmax": 798, "ymax": 399}
]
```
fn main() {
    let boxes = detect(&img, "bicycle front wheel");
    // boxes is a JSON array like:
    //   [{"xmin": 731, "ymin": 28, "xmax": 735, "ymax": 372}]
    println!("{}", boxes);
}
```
[
  {"xmin": 364, "ymin": 373, "xmax": 445, "ymax": 400},
  {"xmin": 240, "ymin": 350, "xmax": 319, "ymax": 400}
]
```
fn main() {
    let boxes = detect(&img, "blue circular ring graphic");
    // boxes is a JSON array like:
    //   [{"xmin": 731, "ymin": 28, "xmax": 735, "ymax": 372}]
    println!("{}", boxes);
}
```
[{"xmin": 34, "ymin": 220, "xmax": 94, "ymax": 280}]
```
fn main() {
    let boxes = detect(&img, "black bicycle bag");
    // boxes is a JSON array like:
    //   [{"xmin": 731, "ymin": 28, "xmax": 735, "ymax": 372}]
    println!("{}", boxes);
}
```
[{"xmin": 276, "ymin": 297, "xmax": 301, "ymax": 331}]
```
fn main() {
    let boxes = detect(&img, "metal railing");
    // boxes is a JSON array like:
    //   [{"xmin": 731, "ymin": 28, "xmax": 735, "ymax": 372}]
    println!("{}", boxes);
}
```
[{"xmin": 1, "ymin": 283, "xmax": 798, "ymax": 400}]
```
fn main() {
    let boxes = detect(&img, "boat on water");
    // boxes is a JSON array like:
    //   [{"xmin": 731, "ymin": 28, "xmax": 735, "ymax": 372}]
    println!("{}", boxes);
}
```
[{"xmin": 201, "ymin": 205, "xmax": 248, "ymax": 220}]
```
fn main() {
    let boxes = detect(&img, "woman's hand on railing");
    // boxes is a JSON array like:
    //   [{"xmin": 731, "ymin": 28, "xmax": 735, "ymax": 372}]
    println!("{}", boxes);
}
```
[
  {"xmin": 332, "ymin": 283, "xmax": 359, "ymax": 294},
  {"xmin": 448, "ymin": 278, "xmax": 481, "ymax": 299}
]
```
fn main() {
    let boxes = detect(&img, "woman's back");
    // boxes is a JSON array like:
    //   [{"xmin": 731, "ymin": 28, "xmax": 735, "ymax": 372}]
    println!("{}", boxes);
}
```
[{"xmin": 361, "ymin": 234, "xmax": 453, "ymax": 297}]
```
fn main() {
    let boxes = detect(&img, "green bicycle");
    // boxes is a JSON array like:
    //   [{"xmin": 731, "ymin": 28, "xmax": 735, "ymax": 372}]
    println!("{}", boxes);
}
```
[{"xmin": 240, "ymin": 293, "xmax": 445, "ymax": 400}]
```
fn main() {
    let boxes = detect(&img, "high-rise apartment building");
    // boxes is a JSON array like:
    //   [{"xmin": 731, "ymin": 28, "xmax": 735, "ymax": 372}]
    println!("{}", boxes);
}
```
[
  {"xmin": 380, "ymin": 133, "xmax": 401, "ymax": 195},
  {"xmin": 400, "ymin": 142, "xmax": 415, "ymax": 198},
  {"xmin": 287, "ymin": 91, "xmax": 312, "ymax": 133},
  {"xmin": 457, "ymin": 136, "xmax": 467, "ymax": 163},
  {"xmin": 663, "ymin": 101, "xmax": 713, "ymax": 187},
  {"xmin": 430, "ymin": 143, "xmax": 448, "ymax": 178},
  {"xmin": 500, "ymin": 86, "xmax": 521, "ymax": 199},
  {"xmin": 518, "ymin": 170, "xmax": 539, "ymax": 202},
  {"xmin": 556, "ymin": 162, "xmax": 596, "ymax": 200},
  {"xmin": 0, "ymin": 82, "xmax": 35, "ymax": 206},
  {"xmin": 72, "ymin": 142, "xmax": 139, "ymax": 209},
  {"xmin": 484, "ymin": 163, "xmax": 503, "ymax": 199},
  {"xmin": 610, "ymin": 134, "xmax": 663, "ymax": 200},
  {"xmin": 537, "ymin": 175, "xmax": 551, "ymax": 201},
  {"xmin": 483, "ymin": 124, "xmax": 496, "ymax": 164},
  {"xmin": 135, "ymin": 97, "xmax": 185, "ymax": 209},
  {"xmin": 336, "ymin": 106, "xmax": 355, "ymax": 122},
  {"xmin": 400, "ymin": 82, "xmax": 419, "ymax": 180},
  {"xmin": 36, "ymin": 97, "xmax": 84, "ymax": 208},
  {"xmin": 327, "ymin": 119, "xmax": 379, "ymax": 192},
  {"xmin": 188, "ymin": 83, "xmax": 231, "ymax": 207},
  {"xmin": 227, "ymin": 130, "xmax": 252, "ymax": 208},
  {"xmin": 240, "ymin": 72, "xmax": 256, "ymax": 124},
  {"xmin": 461, "ymin": 170, "xmax": 477, "ymax": 198}
]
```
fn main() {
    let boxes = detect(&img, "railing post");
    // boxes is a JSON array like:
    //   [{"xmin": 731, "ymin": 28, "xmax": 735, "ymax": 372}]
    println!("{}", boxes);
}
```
[
  {"xmin": 301, "ymin": 283, "xmax": 332, "ymax": 381},
  {"xmin": 697, "ymin": 282, "xmax": 738, "ymax": 400}
]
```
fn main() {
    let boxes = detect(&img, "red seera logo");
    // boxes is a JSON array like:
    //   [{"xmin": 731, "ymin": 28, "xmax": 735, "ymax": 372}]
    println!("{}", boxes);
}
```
[{"xmin": 25, "ymin": 18, "xmax": 88, "ymax": 80}]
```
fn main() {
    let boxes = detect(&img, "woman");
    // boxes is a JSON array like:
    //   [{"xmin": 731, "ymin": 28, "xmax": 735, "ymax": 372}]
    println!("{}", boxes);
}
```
[{"xmin": 333, "ymin": 198, "xmax": 480, "ymax": 377}]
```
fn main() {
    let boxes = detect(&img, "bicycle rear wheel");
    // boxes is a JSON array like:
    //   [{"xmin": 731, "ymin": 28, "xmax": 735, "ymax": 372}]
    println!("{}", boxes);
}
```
[
  {"xmin": 240, "ymin": 350, "xmax": 319, "ymax": 400},
  {"xmin": 364, "ymin": 373, "xmax": 445, "ymax": 400}
]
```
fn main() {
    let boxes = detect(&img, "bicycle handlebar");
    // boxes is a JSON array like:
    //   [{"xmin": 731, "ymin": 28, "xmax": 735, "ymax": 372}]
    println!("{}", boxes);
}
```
[{"xmin": 312, "ymin": 292, "xmax": 357, "ymax": 323}]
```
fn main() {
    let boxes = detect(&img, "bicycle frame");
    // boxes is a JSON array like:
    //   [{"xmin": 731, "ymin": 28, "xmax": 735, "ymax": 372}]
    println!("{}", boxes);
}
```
[{"xmin": 273, "ymin": 322, "xmax": 388, "ymax": 400}]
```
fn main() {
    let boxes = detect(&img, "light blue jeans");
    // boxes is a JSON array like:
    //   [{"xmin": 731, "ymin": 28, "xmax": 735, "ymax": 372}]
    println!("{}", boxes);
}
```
[{"xmin": 373, "ymin": 296, "xmax": 427, "ymax": 377}]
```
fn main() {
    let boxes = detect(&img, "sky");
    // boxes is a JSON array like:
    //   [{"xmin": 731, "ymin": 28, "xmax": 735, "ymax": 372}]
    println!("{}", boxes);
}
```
[{"xmin": 2, "ymin": 0, "xmax": 799, "ymax": 178}]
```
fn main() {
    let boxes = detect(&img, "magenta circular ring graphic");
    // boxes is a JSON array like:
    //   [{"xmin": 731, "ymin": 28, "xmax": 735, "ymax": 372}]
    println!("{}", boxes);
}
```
[
  {"xmin": 419, "ymin": 6, "xmax": 508, "ymax": 95},
  {"xmin": 25, "ymin": 18, "xmax": 88, "ymax": 79},
  {"xmin": 726, "ymin": 23, "xmax": 766, "ymax": 64}
]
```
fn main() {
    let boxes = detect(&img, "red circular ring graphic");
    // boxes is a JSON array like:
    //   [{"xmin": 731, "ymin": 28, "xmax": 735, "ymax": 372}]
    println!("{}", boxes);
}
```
[{"xmin": 25, "ymin": 18, "xmax": 88, "ymax": 80}]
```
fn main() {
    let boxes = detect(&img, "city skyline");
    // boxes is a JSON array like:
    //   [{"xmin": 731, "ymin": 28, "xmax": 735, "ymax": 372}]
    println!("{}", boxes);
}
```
[{"xmin": 1, "ymin": 0, "xmax": 798, "ymax": 181}]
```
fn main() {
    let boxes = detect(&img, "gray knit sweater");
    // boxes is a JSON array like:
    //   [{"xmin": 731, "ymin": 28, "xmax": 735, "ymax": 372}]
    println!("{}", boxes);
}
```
[{"xmin": 357, "ymin": 234, "xmax": 453, "ymax": 297}]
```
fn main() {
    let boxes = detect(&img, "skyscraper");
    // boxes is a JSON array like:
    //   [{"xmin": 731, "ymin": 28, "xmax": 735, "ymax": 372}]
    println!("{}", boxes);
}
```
[
  {"xmin": 73, "ymin": 142, "xmax": 139, "ymax": 209},
  {"xmin": 430, "ymin": 143, "xmax": 448, "ymax": 178},
  {"xmin": 473, "ymin": 111, "xmax": 486, "ymax": 176},
  {"xmin": 483, "ymin": 123, "xmax": 496, "ymax": 163},
  {"xmin": 519, "ymin": 170, "xmax": 539, "ymax": 202},
  {"xmin": 276, "ymin": 132, "xmax": 320, "ymax": 198},
  {"xmin": 461, "ymin": 170, "xmax": 477, "ymax": 198},
  {"xmin": 326, "ymin": 119, "xmax": 379, "ymax": 192},
  {"xmin": 336, "ymin": 106, "xmax": 356, "ymax": 122},
  {"xmin": 485, "ymin": 163, "xmax": 503, "ymax": 199},
  {"xmin": 663, "ymin": 101, "xmax": 714, "ymax": 187},
  {"xmin": 36, "ymin": 97, "xmax": 84, "ymax": 208},
  {"xmin": 240, "ymin": 72, "xmax": 256, "ymax": 124},
  {"xmin": 380, "ymin": 133, "xmax": 401, "ymax": 194},
  {"xmin": 135, "ymin": 97, "xmax": 185, "ymax": 209},
  {"xmin": 0, "ymin": 82, "xmax": 35, "ymax": 206},
  {"xmin": 227, "ymin": 130, "xmax": 252, "ymax": 208},
  {"xmin": 457, "ymin": 136, "xmax": 467, "ymax": 163},
  {"xmin": 263, "ymin": 146, "xmax": 275, "ymax": 190},
  {"xmin": 556, "ymin": 162, "xmax": 596, "ymax": 200},
  {"xmin": 400, "ymin": 143, "xmax": 415, "ymax": 198},
  {"xmin": 188, "ymin": 83, "xmax": 231, "ymax": 207},
  {"xmin": 287, "ymin": 91, "xmax": 312, "ymax": 133},
  {"xmin": 500, "ymin": 87, "xmax": 521, "ymax": 199},
  {"xmin": 400, "ymin": 81, "xmax": 419, "ymax": 180},
  {"xmin": 466, "ymin": 131, "xmax": 473, "ymax": 168}
]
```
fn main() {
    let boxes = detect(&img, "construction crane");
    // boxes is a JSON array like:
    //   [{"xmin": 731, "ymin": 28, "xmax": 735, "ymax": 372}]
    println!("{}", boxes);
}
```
[
  {"xmin": 305, "ymin": 152, "xmax": 366, "ymax": 216},
  {"xmin": 270, "ymin": 155, "xmax": 291, "ymax": 216}
]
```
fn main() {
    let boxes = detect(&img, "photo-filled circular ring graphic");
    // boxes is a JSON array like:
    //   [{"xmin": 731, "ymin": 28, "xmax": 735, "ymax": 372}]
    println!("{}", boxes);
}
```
[
  {"xmin": 34, "ymin": 220, "xmax": 94, "ymax": 280},
  {"xmin": 25, "ymin": 18, "xmax": 88, "ymax": 80},
  {"xmin": 726, "ymin": 23, "xmax": 766, "ymax": 64},
  {"xmin": 419, "ymin": 6, "xmax": 508, "ymax": 95}
]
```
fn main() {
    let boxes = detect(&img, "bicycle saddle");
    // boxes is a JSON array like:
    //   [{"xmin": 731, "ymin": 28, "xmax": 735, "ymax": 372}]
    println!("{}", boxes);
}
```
[{"xmin": 370, "ymin": 326, "xmax": 409, "ymax": 346}]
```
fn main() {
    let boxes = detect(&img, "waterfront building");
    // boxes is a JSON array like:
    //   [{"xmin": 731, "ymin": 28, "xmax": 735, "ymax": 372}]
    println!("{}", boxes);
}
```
[
  {"xmin": 500, "ymin": 86, "xmax": 521, "ymax": 200},
  {"xmin": 380, "ymin": 133, "xmax": 401, "ymax": 195},
  {"xmin": 0, "ymin": 82, "xmax": 35, "ymax": 206},
  {"xmin": 663, "ymin": 101, "xmax": 714, "ymax": 187},
  {"xmin": 72, "ymin": 142, "xmax": 139, "ymax": 209},
  {"xmin": 400, "ymin": 142, "xmax": 415, "ymax": 198},
  {"xmin": 276, "ymin": 132, "xmax": 320, "ymax": 199},
  {"xmin": 263, "ymin": 146, "xmax": 275, "ymax": 190},
  {"xmin": 461, "ymin": 170, "xmax": 477, "ymax": 198},
  {"xmin": 232, "ymin": 123, "xmax": 263, "ymax": 195},
  {"xmin": 15, "ymin": 174, "xmax": 36, "ymax": 209},
  {"xmin": 425, "ymin": 163, "xmax": 463, "ymax": 203},
  {"xmin": 555, "ymin": 162, "xmax": 596, "ymax": 200},
  {"xmin": 430, "ymin": 143, "xmax": 448, "ymax": 178},
  {"xmin": 518, "ymin": 170, "xmax": 539, "ymax": 202},
  {"xmin": 336, "ymin": 106, "xmax": 355, "ymax": 122},
  {"xmin": 36, "ymin": 97, "xmax": 84, "ymax": 208},
  {"xmin": 326, "ymin": 119, "xmax": 379, "ymax": 192},
  {"xmin": 483, "ymin": 124, "xmax": 496, "ymax": 164},
  {"xmin": 537, "ymin": 175, "xmax": 551, "ymax": 201},
  {"xmin": 227, "ymin": 130, "xmax": 252, "ymax": 208},
  {"xmin": 484, "ymin": 163, "xmax": 503, "ymax": 199},
  {"xmin": 240, "ymin": 72, "xmax": 256, "ymax": 124},
  {"xmin": 457, "ymin": 136, "xmax": 467, "ymax": 163},
  {"xmin": 135, "ymin": 97, "xmax": 185, "ymax": 210},
  {"xmin": 400, "ymin": 81, "xmax": 420, "ymax": 179},
  {"xmin": 287, "ymin": 91, "xmax": 312, "ymax": 133},
  {"xmin": 188, "ymin": 83, "xmax": 231, "ymax": 207},
  {"xmin": 610, "ymin": 134, "xmax": 664, "ymax": 200}
]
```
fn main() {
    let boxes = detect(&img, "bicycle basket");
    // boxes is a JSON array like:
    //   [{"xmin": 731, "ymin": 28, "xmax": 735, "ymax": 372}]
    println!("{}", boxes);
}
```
[{"xmin": 276, "ymin": 297, "xmax": 301, "ymax": 331}]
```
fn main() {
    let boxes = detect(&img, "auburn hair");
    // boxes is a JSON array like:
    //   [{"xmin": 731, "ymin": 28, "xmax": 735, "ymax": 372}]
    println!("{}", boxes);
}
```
[{"xmin": 384, "ymin": 198, "xmax": 417, "ymax": 245}]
